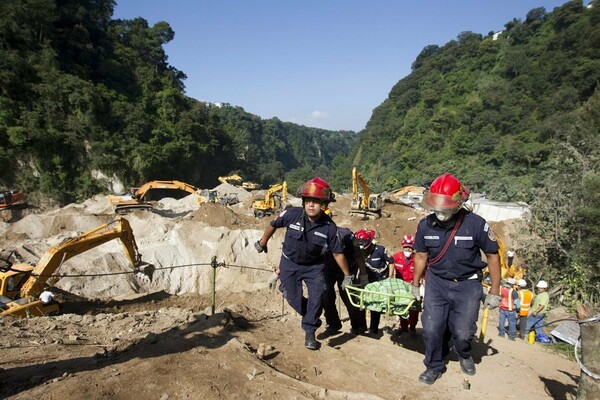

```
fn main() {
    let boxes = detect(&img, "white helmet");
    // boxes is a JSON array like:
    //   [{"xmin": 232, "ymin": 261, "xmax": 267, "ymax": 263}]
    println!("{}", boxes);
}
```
[
  {"xmin": 506, "ymin": 277, "xmax": 516, "ymax": 285},
  {"xmin": 536, "ymin": 280, "xmax": 548, "ymax": 289},
  {"xmin": 517, "ymin": 279, "xmax": 527, "ymax": 287},
  {"xmin": 507, "ymin": 250, "xmax": 515, "ymax": 258}
]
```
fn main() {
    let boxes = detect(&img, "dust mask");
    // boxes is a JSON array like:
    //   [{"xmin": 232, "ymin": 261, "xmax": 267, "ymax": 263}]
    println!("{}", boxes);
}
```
[
  {"xmin": 404, "ymin": 251, "xmax": 413, "ymax": 258},
  {"xmin": 435, "ymin": 211, "xmax": 453, "ymax": 222}
]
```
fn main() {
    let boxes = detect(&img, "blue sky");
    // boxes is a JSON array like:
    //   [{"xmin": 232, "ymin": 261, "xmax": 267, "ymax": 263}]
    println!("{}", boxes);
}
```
[{"xmin": 114, "ymin": 0, "xmax": 570, "ymax": 132}]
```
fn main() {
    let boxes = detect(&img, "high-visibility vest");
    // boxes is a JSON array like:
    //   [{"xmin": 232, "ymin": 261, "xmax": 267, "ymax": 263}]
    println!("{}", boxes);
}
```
[
  {"xmin": 518, "ymin": 289, "xmax": 533, "ymax": 317},
  {"xmin": 500, "ymin": 286, "xmax": 515, "ymax": 311}
]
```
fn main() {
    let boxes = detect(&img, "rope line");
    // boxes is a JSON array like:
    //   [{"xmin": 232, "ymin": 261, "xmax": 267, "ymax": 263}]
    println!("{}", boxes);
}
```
[{"xmin": 6, "ymin": 261, "xmax": 274, "ymax": 279}]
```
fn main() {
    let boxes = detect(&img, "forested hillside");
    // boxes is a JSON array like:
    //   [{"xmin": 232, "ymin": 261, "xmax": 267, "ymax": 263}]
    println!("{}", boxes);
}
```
[
  {"xmin": 0, "ymin": 0, "xmax": 355, "ymax": 203},
  {"xmin": 352, "ymin": 0, "xmax": 600, "ymax": 202}
]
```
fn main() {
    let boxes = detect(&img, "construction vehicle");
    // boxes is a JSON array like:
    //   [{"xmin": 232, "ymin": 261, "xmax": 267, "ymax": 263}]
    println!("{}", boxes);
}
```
[
  {"xmin": 252, "ymin": 181, "xmax": 288, "ymax": 218},
  {"xmin": 198, "ymin": 189, "xmax": 218, "ymax": 204},
  {"xmin": 0, "ymin": 190, "xmax": 26, "ymax": 210},
  {"xmin": 386, "ymin": 185, "xmax": 425, "ymax": 207},
  {"xmin": 109, "ymin": 180, "xmax": 203, "ymax": 214},
  {"xmin": 350, "ymin": 167, "xmax": 384, "ymax": 220},
  {"xmin": 482, "ymin": 235, "xmax": 526, "ymax": 289},
  {"xmin": 218, "ymin": 193, "xmax": 240, "ymax": 206},
  {"xmin": 218, "ymin": 174, "xmax": 260, "ymax": 190},
  {"xmin": 0, "ymin": 218, "xmax": 153, "ymax": 317}
]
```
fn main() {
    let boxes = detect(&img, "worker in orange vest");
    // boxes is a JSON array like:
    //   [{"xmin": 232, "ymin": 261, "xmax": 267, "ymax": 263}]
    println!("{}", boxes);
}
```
[
  {"xmin": 516, "ymin": 279, "xmax": 533, "ymax": 340},
  {"xmin": 498, "ymin": 277, "xmax": 520, "ymax": 340}
]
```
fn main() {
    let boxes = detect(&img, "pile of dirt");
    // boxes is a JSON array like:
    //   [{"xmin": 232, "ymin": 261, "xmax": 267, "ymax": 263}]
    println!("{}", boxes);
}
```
[{"xmin": 0, "ymin": 194, "xmax": 580, "ymax": 399}]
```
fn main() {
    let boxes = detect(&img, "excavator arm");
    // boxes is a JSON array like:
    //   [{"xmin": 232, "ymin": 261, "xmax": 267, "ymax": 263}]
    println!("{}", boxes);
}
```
[
  {"xmin": 110, "ymin": 180, "xmax": 202, "ymax": 214},
  {"xmin": 18, "ymin": 218, "xmax": 143, "ymax": 298},
  {"xmin": 350, "ymin": 167, "xmax": 383, "ymax": 219}
]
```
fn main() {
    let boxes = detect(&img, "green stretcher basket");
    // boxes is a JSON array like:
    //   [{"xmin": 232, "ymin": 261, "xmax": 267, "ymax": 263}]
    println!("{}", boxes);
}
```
[{"xmin": 345, "ymin": 278, "xmax": 417, "ymax": 318}]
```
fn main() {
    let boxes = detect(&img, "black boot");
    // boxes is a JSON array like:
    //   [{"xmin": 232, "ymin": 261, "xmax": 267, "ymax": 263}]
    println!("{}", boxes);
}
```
[
  {"xmin": 305, "ymin": 332, "xmax": 319, "ymax": 350},
  {"xmin": 418, "ymin": 369, "xmax": 442, "ymax": 385}
]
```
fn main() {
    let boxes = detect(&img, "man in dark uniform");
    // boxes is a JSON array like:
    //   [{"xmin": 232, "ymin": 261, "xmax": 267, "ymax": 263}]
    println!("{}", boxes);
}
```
[
  {"xmin": 355, "ymin": 229, "xmax": 394, "ymax": 336},
  {"xmin": 255, "ymin": 178, "xmax": 352, "ymax": 350},
  {"xmin": 411, "ymin": 173, "xmax": 501, "ymax": 385},
  {"xmin": 322, "ymin": 227, "xmax": 367, "ymax": 336}
]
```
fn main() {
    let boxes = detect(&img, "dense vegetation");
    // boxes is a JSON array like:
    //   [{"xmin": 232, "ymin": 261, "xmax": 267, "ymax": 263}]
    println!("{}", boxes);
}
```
[
  {"xmin": 0, "ymin": 0, "xmax": 598, "ymax": 303},
  {"xmin": 0, "ymin": 0, "xmax": 355, "ymax": 203}
]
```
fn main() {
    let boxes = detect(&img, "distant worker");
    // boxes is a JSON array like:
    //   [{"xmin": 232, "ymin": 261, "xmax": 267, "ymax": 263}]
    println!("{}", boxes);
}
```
[
  {"xmin": 356, "ymin": 229, "xmax": 394, "ymax": 336},
  {"xmin": 411, "ymin": 173, "xmax": 501, "ymax": 385},
  {"xmin": 498, "ymin": 277, "xmax": 519, "ymax": 340},
  {"xmin": 391, "ymin": 235, "xmax": 419, "ymax": 336},
  {"xmin": 39, "ymin": 290, "xmax": 55, "ymax": 305},
  {"xmin": 255, "ymin": 178, "xmax": 352, "ymax": 350},
  {"xmin": 322, "ymin": 227, "xmax": 367, "ymax": 336},
  {"xmin": 526, "ymin": 280, "xmax": 550, "ymax": 342},
  {"xmin": 516, "ymin": 279, "xmax": 533, "ymax": 339},
  {"xmin": 506, "ymin": 250, "xmax": 515, "ymax": 268}
]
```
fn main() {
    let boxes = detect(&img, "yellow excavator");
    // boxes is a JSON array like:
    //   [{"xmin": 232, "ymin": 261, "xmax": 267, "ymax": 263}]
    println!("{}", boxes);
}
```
[
  {"xmin": 109, "ymin": 180, "xmax": 203, "ymax": 214},
  {"xmin": 0, "ymin": 218, "xmax": 153, "ymax": 317},
  {"xmin": 350, "ymin": 167, "xmax": 384, "ymax": 220},
  {"xmin": 252, "ymin": 181, "xmax": 288, "ymax": 218},
  {"xmin": 482, "ymin": 235, "xmax": 526, "ymax": 289},
  {"xmin": 387, "ymin": 185, "xmax": 425, "ymax": 206},
  {"xmin": 218, "ymin": 174, "xmax": 260, "ymax": 190}
]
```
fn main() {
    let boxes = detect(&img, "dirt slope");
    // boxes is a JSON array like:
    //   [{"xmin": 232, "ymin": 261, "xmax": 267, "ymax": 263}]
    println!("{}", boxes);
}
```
[{"xmin": 0, "ymin": 195, "xmax": 580, "ymax": 399}]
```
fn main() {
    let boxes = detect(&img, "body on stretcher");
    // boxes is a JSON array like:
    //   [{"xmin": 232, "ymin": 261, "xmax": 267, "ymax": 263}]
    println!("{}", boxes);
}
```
[{"xmin": 345, "ymin": 278, "xmax": 418, "ymax": 318}]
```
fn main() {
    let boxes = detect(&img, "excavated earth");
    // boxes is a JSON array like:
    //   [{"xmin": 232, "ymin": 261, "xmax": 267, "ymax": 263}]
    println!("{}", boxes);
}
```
[{"xmin": 0, "ymin": 191, "xmax": 580, "ymax": 399}]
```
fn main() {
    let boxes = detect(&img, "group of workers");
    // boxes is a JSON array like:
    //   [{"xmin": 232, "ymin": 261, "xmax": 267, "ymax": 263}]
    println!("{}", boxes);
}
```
[
  {"xmin": 256, "ymin": 173, "xmax": 549, "ymax": 386},
  {"xmin": 498, "ymin": 276, "xmax": 550, "ymax": 343}
]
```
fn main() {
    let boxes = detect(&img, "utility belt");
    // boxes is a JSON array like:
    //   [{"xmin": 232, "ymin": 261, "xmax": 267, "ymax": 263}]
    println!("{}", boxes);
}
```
[{"xmin": 431, "ymin": 270, "xmax": 482, "ymax": 283}]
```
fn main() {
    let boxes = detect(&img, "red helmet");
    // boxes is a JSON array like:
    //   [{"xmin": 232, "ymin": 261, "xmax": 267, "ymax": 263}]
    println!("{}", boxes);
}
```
[
  {"xmin": 298, "ymin": 177, "xmax": 334, "ymax": 202},
  {"xmin": 422, "ymin": 173, "xmax": 469, "ymax": 211},
  {"xmin": 354, "ymin": 229, "xmax": 375, "ymax": 249},
  {"xmin": 401, "ymin": 235, "xmax": 415, "ymax": 249}
]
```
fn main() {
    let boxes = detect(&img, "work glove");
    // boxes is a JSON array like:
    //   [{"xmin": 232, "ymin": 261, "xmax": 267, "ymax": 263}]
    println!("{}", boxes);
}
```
[
  {"xmin": 341, "ymin": 275, "xmax": 354, "ymax": 291},
  {"xmin": 254, "ymin": 240, "xmax": 267, "ymax": 253},
  {"xmin": 411, "ymin": 285, "xmax": 421, "ymax": 302},
  {"xmin": 483, "ymin": 293, "xmax": 502, "ymax": 310},
  {"xmin": 267, "ymin": 271, "xmax": 279, "ymax": 289},
  {"xmin": 359, "ymin": 274, "xmax": 369, "ymax": 288}
]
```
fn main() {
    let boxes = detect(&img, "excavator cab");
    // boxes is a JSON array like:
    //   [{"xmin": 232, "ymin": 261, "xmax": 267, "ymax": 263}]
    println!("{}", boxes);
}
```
[{"xmin": 0, "ymin": 190, "xmax": 26, "ymax": 210}]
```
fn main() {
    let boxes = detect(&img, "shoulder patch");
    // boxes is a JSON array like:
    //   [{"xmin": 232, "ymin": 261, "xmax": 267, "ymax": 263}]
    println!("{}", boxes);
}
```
[{"xmin": 488, "ymin": 229, "xmax": 497, "ymax": 242}]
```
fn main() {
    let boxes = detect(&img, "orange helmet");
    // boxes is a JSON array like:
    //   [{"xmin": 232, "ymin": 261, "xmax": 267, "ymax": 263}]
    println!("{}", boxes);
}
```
[
  {"xmin": 355, "ymin": 229, "xmax": 375, "ymax": 249},
  {"xmin": 422, "ymin": 173, "xmax": 469, "ymax": 212},
  {"xmin": 401, "ymin": 235, "xmax": 415, "ymax": 249},
  {"xmin": 298, "ymin": 177, "xmax": 334, "ymax": 203}
]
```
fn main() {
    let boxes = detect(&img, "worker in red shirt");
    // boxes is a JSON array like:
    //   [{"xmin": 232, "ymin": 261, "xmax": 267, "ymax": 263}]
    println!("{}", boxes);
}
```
[{"xmin": 391, "ymin": 235, "xmax": 419, "ymax": 336}]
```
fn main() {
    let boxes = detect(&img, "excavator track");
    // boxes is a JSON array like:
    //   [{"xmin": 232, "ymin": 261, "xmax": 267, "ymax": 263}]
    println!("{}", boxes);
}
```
[{"xmin": 115, "ymin": 203, "xmax": 153, "ymax": 215}]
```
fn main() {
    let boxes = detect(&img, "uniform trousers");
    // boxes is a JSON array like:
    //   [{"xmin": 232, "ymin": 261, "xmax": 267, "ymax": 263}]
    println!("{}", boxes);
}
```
[
  {"xmin": 421, "ymin": 272, "xmax": 482, "ymax": 373},
  {"xmin": 279, "ymin": 256, "xmax": 326, "ymax": 334}
]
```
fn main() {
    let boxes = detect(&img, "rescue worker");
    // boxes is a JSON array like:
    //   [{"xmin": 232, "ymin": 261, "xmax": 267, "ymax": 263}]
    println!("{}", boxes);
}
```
[
  {"xmin": 255, "ymin": 177, "xmax": 352, "ymax": 350},
  {"xmin": 322, "ymin": 227, "xmax": 367, "ymax": 336},
  {"xmin": 498, "ymin": 277, "xmax": 519, "ymax": 340},
  {"xmin": 516, "ymin": 279, "xmax": 533, "ymax": 339},
  {"xmin": 391, "ymin": 235, "xmax": 419, "ymax": 336},
  {"xmin": 526, "ymin": 280, "xmax": 550, "ymax": 341},
  {"xmin": 356, "ymin": 229, "xmax": 394, "ymax": 336},
  {"xmin": 411, "ymin": 173, "xmax": 501, "ymax": 385}
]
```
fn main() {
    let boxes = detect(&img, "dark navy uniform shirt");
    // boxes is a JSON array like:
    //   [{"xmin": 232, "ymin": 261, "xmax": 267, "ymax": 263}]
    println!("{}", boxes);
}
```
[
  {"xmin": 365, "ymin": 245, "xmax": 394, "ymax": 282},
  {"xmin": 271, "ymin": 207, "xmax": 343, "ymax": 266},
  {"xmin": 324, "ymin": 227, "xmax": 358, "ymax": 274},
  {"xmin": 414, "ymin": 209, "xmax": 499, "ymax": 280}
]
